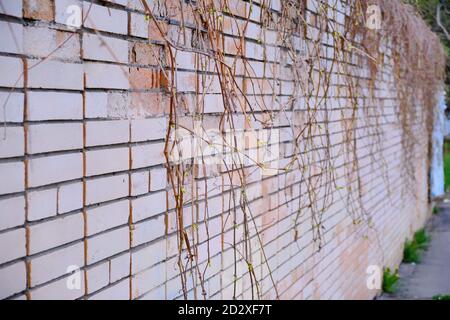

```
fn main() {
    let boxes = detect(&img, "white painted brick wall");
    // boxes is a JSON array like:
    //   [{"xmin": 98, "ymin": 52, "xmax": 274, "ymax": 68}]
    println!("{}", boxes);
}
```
[
  {"xmin": 131, "ymin": 170, "xmax": 150, "ymax": 196},
  {"xmin": 0, "ymin": 92, "xmax": 24, "ymax": 123},
  {"xmin": 85, "ymin": 147, "xmax": 129, "ymax": 176},
  {"xmin": 86, "ymin": 261, "xmax": 110, "ymax": 294},
  {"xmin": 28, "ymin": 188, "xmax": 58, "ymax": 221},
  {"xmin": 86, "ymin": 120, "xmax": 129, "ymax": 146},
  {"xmin": 0, "ymin": 0, "xmax": 23, "ymax": 18},
  {"xmin": 0, "ymin": 162, "xmax": 24, "ymax": 195},
  {"xmin": 29, "ymin": 213, "xmax": 84, "ymax": 254},
  {"xmin": 132, "ymin": 215, "xmax": 165, "ymax": 247},
  {"xmin": 0, "ymin": 262, "xmax": 26, "ymax": 299},
  {"xmin": 131, "ymin": 142, "xmax": 165, "ymax": 169},
  {"xmin": 0, "ymin": 196, "xmax": 25, "ymax": 231},
  {"xmin": 131, "ymin": 118, "xmax": 167, "ymax": 142},
  {"xmin": 85, "ymin": 174, "xmax": 129, "ymax": 205},
  {"xmin": 85, "ymin": 92, "xmax": 108, "ymax": 119},
  {"xmin": 132, "ymin": 191, "xmax": 166, "ymax": 223},
  {"xmin": 84, "ymin": 62, "xmax": 129, "ymax": 89},
  {"xmin": 28, "ymin": 60, "xmax": 83, "ymax": 90},
  {"xmin": 57, "ymin": 182, "xmax": 83, "ymax": 214},
  {"xmin": 28, "ymin": 92, "xmax": 83, "ymax": 121},
  {"xmin": 0, "ymin": 56, "xmax": 23, "ymax": 88},
  {"xmin": 28, "ymin": 153, "xmax": 83, "ymax": 188},
  {"xmin": 55, "ymin": 0, "xmax": 82, "ymax": 26},
  {"xmin": 87, "ymin": 226, "xmax": 129, "ymax": 264},
  {"xmin": 86, "ymin": 199, "xmax": 129, "ymax": 236},
  {"xmin": 30, "ymin": 241, "xmax": 84, "ymax": 286},
  {"xmin": 27, "ymin": 123, "xmax": 83, "ymax": 154},
  {"xmin": 129, "ymin": 12, "xmax": 148, "ymax": 39},
  {"xmin": 88, "ymin": 278, "xmax": 129, "ymax": 300},
  {"xmin": 0, "ymin": 21, "xmax": 23, "ymax": 54},
  {"xmin": 83, "ymin": 33, "xmax": 128, "ymax": 64},
  {"xmin": 83, "ymin": 2, "xmax": 128, "ymax": 35},
  {"xmin": 110, "ymin": 252, "xmax": 130, "ymax": 283},
  {"xmin": 24, "ymin": 26, "xmax": 80, "ymax": 61},
  {"xmin": 0, "ymin": 126, "xmax": 24, "ymax": 158},
  {"xmin": 0, "ymin": 0, "xmax": 437, "ymax": 301},
  {"xmin": 30, "ymin": 272, "xmax": 85, "ymax": 300},
  {"xmin": 0, "ymin": 228, "xmax": 26, "ymax": 264}
]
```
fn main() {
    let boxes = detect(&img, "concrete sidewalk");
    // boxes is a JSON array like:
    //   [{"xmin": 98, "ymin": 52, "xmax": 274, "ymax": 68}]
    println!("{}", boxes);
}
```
[{"xmin": 382, "ymin": 198, "xmax": 450, "ymax": 299}]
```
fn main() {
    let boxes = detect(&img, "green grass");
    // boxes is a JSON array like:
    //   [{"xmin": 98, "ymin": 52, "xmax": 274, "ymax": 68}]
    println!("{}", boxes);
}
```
[
  {"xmin": 403, "ymin": 240, "xmax": 421, "ymax": 263},
  {"xmin": 403, "ymin": 228, "xmax": 430, "ymax": 263},
  {"xmin": 444, "ymin": 141, "xmax": 450, "ymax": 192},
  {"xmin": 382, "ymin": 268, "xmax": 399, "ymax": 294},
  {"xmin": 432, "ymin": 294, "xmax": 450, "ymax": 300},
  {"xmin": 433, "ymin": 207, "xmax": 440, "ymax": 215}
]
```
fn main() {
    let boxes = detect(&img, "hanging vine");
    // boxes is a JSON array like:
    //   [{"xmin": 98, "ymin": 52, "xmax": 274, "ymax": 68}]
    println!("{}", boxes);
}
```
[{"xmin": 137, "ymin": 0, "xmax": 446, "ymax": 300}]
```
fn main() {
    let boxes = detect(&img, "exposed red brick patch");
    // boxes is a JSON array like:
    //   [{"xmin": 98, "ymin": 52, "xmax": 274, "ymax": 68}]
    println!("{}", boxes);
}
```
[
  {"xmin": 129, "ymin": 67, "xmax": 161, "ymax": 90},
  {"xmin": 131, "ymin": 43, "xmax": 161, "ymax": 66},
  {"xmin": 23, "ymin": 0, "xmax": 54, "ymax": 21}
]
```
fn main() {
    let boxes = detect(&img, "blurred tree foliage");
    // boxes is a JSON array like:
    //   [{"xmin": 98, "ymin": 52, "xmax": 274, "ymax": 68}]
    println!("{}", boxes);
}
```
[{"xmin": 404, "ymin": 0, "xmax": 450, "ymax": 107}]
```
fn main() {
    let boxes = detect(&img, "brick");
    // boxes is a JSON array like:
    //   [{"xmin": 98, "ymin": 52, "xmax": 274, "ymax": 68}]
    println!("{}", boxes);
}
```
[
  {"xmin": 86, "ymin": 262, "xmax": 110, "ymax": 294},
  {"xmin": 175, "ymin": 51, "xmax": 195, "ymax": 70},
  {"xmin": 109, "ymin": 252, "xmax": 130, "ymax": 283},
  {"xmin": 131, "ymin": 142, "xmax": 165, "ymax": 169},
  {"xmin": 148, "ymin": 18, "xmax": 166, "ymax": 42},
  {"xmin": 27, "ymin": 123, "xmax": 83, "ymax": 154},
  {"xmin": 30, "ymin": 241, "xmax": 84, "ymax": 287},
  {"xmin": 130, "ymin": 91, "xmax": 167, "ymax": 117},
  {"xmin": 83, "ymin": 33, "xmax": 128, "ymax": 64},
  {"xmin": 24, "ymin": 26, "xmax": 80, "ymax": 61},
  {"xmin": 84, "ymin": 62, "xmax": 129, "ymax": 89},
  {"xmin": 29, "ymin": 213, "xmax": 83, "ymax": 254},
  {"xmin": 28, "ymin": 153, "xmax": 83, "ymax": 188},
  {"xmin": 86, "ymin": 147, "xmax": 129, "ymax": 176},
  {"xmin": 0, "ymin": 161, "xmax": 24, "ymax": 195},
  {"xmin": 131, "ymin": 117, "xmax": 167, "ymax": 142},
  {"xmin": 131, "ymin": 170, "xmax": 149, "ymax": 196},
  {"xmin": 131, "ymin": 240, "xmax": 165, "ymax": 274},
  {"xmin": 0, "ymin": 228, "xmax": 26, "ymax": 264},
  {"xmin": 85, "ymin": 91, "xmax": 107, "ymax": 119},
  {"xmin": 0, "ymin": 92, "xmax": 24, "ymax": 123},
  {"xmin": 0, "ymin": 196, "xmax": 25, "ymax": 231},
  {"xmin": 89, "ymin": 278, "xmax": 129, "ymax": 300},
  {"xmin": 129, "ymin": 12, "xmax": 149, "ymax": 39},
  {"xmin": 132, "ymin": 262, "xmax": 164, "ymax": 298},
  {"xmin": 87, "ymin": 226, "xmax": 129, "ymax": 264},
  {"xmin": 132, "ymin": 191, "xmax": 166, "ymax": 223},
  {"xmin": 85, "ymin": 174, "xmax": 128, "ymax": 205},
  {"xmin": 131, "ymin": 215, "xmax": 165, "ymax": 247},
  {"xmin": 129, "ymin": 67, "xmax": 162, "ymax": 90},
  {"xmin": 55, "ymin": 0, "xmax": 82, "ymax": 27},
  {"xmin": 24, "ymin": 0, "xmax": 54, "ymax": 21},
  {"xmin": 106, "ymin": 0, "xmax": 127, "ymax": 6},
  {"xmin": 0, "ymin": 262, "xmax": 26, "ymax": 299},
  {"xmin": 86, "ymin": 200, "xmax": 129, "ymax": 236},
  {"xmin": 0, "ymin": 56, "xmax": 23, "ymax": 88},
  {"xmin": 86, "ymin": 120, "xmax": 129, "ymax": 147},
  {"xmin": 139, "ymin": 284, "xmax": 165, "ymax": 300},
  {"xmin": 83, "ymin": 2, "xmax": 127, "ymax": 35},
  {"xmin": 131, "ymin": 43, "xmax": 161, "ymax": 66},
  {"xmin": 0, "ymin": 21, "xmax": 23, "ymax": 54},
  {"xmin": 30, "ymin": 272, "xmax": 85, "ymax": 300},
  {"xmin": 150, "ymin": 168, "xmax": 167, "ymax": 191},
  {"xmin": 28, "ymin": 188, "xmax": 58, "ymax": 221},
  {"xmin": 28, "ymin": 92, "xmax": 82, "ymax": 121},
  {"xmin": 28, "ymin": 59, "xmax": 83, "ymax": 90},
  {"xmin": 0, "ymin": 126, "xmax": 24, "ymax": 159},
  {"xmin": 57, "ymin": 182, "xmax": 83, "ymax": 214},
  {"xmin": 0, "ymin": 0, "xmax": 22, "ymax": 17}
]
